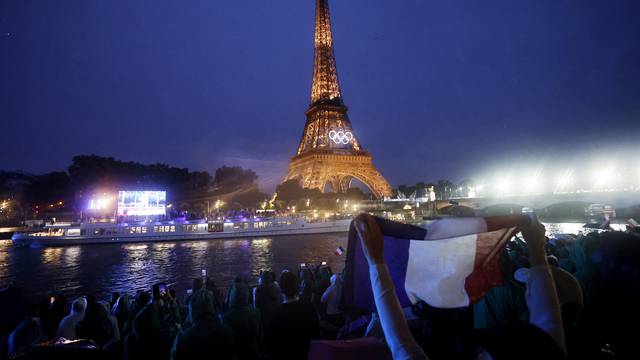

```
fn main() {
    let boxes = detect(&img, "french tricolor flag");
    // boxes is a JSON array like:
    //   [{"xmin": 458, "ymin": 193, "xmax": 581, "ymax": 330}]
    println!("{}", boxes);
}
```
[{"xmin": 343, "ymin": 215, "xmax": 529, "ymax": 310}]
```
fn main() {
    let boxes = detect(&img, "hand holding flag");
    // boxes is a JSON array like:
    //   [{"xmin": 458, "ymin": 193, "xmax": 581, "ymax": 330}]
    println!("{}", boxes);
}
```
[
  {"xmin": 353, "ymin": 214, "xmax": 385, "ymax": 265},
  {"xmin": 343, "ymin": 214, "xmax": 530, "ymax": 311},
  {"xmin": 345, "ymin": 214, "xmax": 567, "ymax": 359}
]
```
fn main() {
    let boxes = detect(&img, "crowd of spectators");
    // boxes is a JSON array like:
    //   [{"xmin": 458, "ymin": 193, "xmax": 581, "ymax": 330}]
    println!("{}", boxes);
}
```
[
  {"xmin": 2, "ymin": 261, "xmax": 341, "ymax": 360},
  {"xmin": 2, "ymin": 215, "xmax": 640, "ymax": 359}
]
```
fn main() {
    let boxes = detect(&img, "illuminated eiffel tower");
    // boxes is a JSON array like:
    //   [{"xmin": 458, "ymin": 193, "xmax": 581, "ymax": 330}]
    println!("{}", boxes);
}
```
[{"xmin": 283, "ymin": 0, "xmax": 392, "ymax": 198}]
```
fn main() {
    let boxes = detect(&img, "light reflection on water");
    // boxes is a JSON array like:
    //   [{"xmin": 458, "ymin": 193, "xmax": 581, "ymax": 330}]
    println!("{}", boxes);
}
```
[
  {"xmin": 0, "ymin": 233, "xmax": 347, "ymax": 301},
  {"xmin": 544, "ymin": 222, "xmax": 627, "ymax": 236},
  {"xmin": 0, "ymin": 240, "xmax": 10, "ymax": 279},
  {"xmin": 544, "ymin": 222, "xmax": 585, "ymax": 236},
  {"xmin": 250, "ymin": 239, "xmax": 273, "ymax": 277}
]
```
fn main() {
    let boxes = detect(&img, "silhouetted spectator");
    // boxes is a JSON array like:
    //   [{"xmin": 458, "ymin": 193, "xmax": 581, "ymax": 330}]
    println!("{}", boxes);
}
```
[
  {"xmin": 298, "ymin": 267, "xmax": 315, "ymax": 304},
  {"xmin": 99, "ymin": 300, "xmax": 121, "ymax": 347},
  {"xmin": 111, "ymin": 294, "xmax": 131, "ymax": 334},
  {"xmin": 76, "ymin": 296, "xmax": 115, "ymax": 348},
  {"xmin": 170, "ymin": 289, "xmax": 235, "ymax": 359},
  {"xmin": 7, "ymin": 317, "xmax": 46, "ymax": 357},
  {"xmin": 321, "ymin": 274, "xmax": 344, "ymax": 326},
  {"xmin": 54, "ymin": 297, "xmax": 87, "ymax": 340},
  {"xmin": 267, "ymin": 271, "xmax": 319, "ymax": 359},
  {"xmin": 224, "ymin": 280, "xmax": 261, "ymax": 360},
  {"xmin": 122, "ymin": 291, "xmax": 150, "ymax": 339},
  {"xmin": 253, "ymin": 270, "xmax": 281, "ymax": 331},
  {"xmin": 38, "ymin": 293, "xmax": 66, "ymax": 338},
  {"xmin": 124, "ymin": 303, "xmax": 172, "ymax": 360},
  {"xmin": 312, "ymin": 266, "xmax": 332, "ymax": 317}
]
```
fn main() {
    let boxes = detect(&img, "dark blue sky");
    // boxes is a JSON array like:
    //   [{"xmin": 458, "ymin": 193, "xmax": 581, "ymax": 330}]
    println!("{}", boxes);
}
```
[{"xmin": 1, "ymin": 0, "xmax": 639, "ymax": 191}]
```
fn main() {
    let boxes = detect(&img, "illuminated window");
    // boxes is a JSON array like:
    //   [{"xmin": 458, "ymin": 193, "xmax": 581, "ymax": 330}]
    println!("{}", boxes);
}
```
[
  {"xmin": 208, "ymin": 223, "xmax": 223, "ymax": 232},
  {"xmin": 189, "ymin": 224, "xmax": 202, "ymax": 232},
  {"xmin": 129, "ymin": 226, "xmax": 147, "ymax": 234}
]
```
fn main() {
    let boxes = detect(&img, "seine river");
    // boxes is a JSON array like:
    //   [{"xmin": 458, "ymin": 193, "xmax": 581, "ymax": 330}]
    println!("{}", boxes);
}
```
[
  {"xmin": 0, "ymin": 233, "xmax": 348, "ymax": 302},
  {"xmin": 0, "ymin": 221, "xmax": 623, "ymax": 303}
]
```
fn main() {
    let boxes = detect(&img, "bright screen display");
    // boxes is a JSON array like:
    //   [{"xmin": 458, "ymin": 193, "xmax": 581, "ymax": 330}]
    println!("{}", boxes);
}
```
[{"xmin": 117, "ymin": 191, "xmax": 166, "ymax": 216}]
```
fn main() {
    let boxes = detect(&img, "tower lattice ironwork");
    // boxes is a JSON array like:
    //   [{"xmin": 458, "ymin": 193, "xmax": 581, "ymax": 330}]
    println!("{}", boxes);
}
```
[{"xmin": 283, "ymin": 0, "xmax": 392, "ymax": 199}]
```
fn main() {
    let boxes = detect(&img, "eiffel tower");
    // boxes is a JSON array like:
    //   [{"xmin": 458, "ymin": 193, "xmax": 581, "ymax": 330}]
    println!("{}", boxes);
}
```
[{"xmin": 283, "ymin": 0, "xmax": 392, "ymax": 199}]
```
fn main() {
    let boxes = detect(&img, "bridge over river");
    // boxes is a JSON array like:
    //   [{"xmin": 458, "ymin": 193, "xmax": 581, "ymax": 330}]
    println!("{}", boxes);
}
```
[
  {"xmin": 436, "ymin": 191, "xmax": 640, "ymax": 222},
  {"xmin": 365, "ymin": 191, "xmax": 640, "ymax": 222}
]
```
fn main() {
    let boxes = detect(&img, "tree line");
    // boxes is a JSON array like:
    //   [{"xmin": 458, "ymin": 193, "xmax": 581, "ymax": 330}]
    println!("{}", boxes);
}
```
[{"xmin": 0, "ymin": 155, "xmax": 264, "ymax": 223}]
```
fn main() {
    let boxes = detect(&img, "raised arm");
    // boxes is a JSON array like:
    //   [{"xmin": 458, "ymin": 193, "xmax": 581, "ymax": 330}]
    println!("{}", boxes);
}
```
[
  {"xmin": 354, "ymin": 214, "xmax": 428, "ymax": 360},
  {"xmin": 521, "ymin": 219, "xmax": 566, "ymax": 354}
]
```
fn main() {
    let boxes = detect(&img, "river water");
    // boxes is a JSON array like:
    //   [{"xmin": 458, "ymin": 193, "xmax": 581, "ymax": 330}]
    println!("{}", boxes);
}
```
[
  {"xmin": 0, "ymin": 233, "xmax": 348, "ymax": 302},
  {"xmin": 0, "ymin": 221, "xmax": 624, "ymax": 303}
]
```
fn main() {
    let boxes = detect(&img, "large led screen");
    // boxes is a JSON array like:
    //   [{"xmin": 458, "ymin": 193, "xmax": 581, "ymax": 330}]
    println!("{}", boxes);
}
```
[{"xmin": 117, "ymin": 191, "xmax": 166, "ymax": 216}]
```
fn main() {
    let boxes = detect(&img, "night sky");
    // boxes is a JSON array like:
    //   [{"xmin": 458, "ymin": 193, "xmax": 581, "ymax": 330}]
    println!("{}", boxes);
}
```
[{"xmin": 1, "ymin": 0, "xmax": 639, "ymax": 191}]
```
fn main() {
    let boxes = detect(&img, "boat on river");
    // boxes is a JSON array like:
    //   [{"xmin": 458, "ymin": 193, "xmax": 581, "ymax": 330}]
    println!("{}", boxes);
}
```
[{"xmin": 12, "ymin": 217, "xmax": 351, "ymax": 247}]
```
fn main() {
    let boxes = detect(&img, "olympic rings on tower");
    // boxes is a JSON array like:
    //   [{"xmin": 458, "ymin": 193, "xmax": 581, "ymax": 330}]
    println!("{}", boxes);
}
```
[{"xmin": 328, "ymin": 130, "xmax": 353, "ymax": 145}]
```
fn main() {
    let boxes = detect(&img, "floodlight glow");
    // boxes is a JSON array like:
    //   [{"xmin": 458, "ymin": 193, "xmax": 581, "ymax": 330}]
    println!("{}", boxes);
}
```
[
  {"xmin": 521, "ymin": 167, "xmax": 544, "ymax": 195},
  {"xmin": 593, "ymin": 166, "xmax": 617, "ymax": 189},
  {"xmin": 494, "ymin": 178, "xmax": 512, "ymax": 196},
  {"xmin": 558, "ymin": 174, "xmax": 573, "ymax": 186},
  {"xmin": 554, "ymin": 169, "xmax": 574, "ymax": 194},
  {"xmin": 523, "ymin": 177, "xmax": 539, "ymax": 193}
]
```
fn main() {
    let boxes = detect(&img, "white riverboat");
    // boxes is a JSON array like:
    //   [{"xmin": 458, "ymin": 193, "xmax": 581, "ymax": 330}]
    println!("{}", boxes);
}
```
[{"xmin": 12, "ymin": 217, "xmax": 351, "ymax": 247}]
